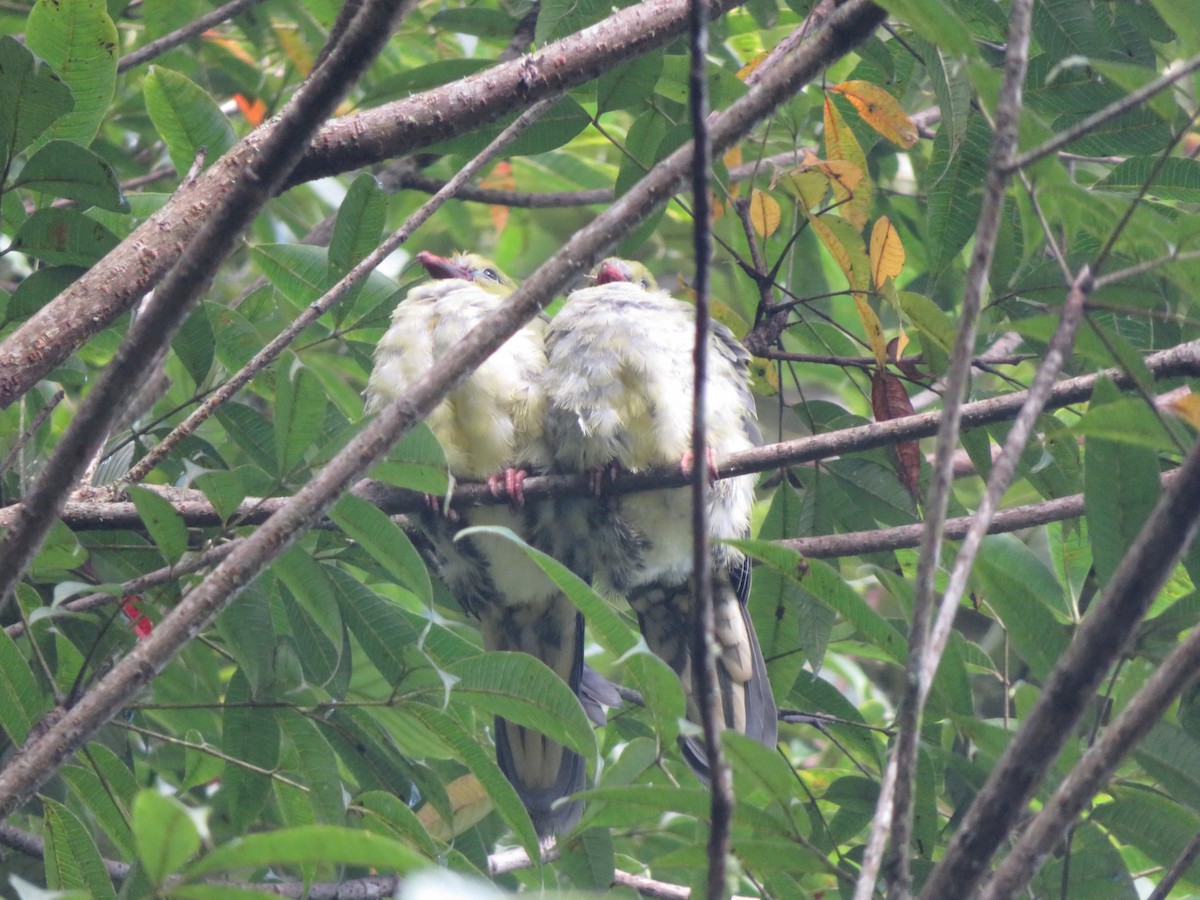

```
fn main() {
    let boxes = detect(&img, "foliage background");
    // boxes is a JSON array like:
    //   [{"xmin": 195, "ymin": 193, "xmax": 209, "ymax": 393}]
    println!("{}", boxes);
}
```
[{"xmin": 0, "ymin": 0, "xmax": 1199, "ymax": 897}]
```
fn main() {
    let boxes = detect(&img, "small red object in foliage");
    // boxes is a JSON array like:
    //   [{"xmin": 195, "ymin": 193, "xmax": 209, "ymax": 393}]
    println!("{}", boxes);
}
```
[{"xmin": 121, "ymin": 598, "xmax": 153, "ymax": 638}]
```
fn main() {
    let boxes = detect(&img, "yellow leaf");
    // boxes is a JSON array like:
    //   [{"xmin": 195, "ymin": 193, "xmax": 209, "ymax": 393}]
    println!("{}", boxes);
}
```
[
  {"xmin": 778, "ymin": 169, "xmax": 828, "ymax": 210},
  {"xmin": 853, "ymin": 293, "xmax": 888, "ymax": 367},
  {"xmin": 711, "ymin": 299, "xmax": 748, "ymax": 336},
  {"xmin": 737, "ymin": 51, "xmax": 769, "ymax": 81},
  {"xmin": 805, "ymin": 211, "xmax": 854, "ymax": 285},
  {"xmin": 830, "ymin": 80, "xmax": 917, "ymax": 148},
  {"xmin": 273, "ymin": 25, "xmax": 314, "ymax": 76},
  {"xmin": 417, "ymin": 774, "xmax": 491, "ymax": 840},
  {"xmin": 823, "ymin": 97, "xmax": 871, "ymax": 231},
  {"xmin": 748, "ymin": 190, "xmax": 781, "ymax": 237},
  {"xmin": 723, "ymin": 145, "xmax": 743, "ymax": 198},
  {"xmin": 1168, "ymin": 392, "xmax": 1200, "ymax": 430},
  {"xmin": 870, "ymin": 216, "xmax": 905, "ymax": 286}
]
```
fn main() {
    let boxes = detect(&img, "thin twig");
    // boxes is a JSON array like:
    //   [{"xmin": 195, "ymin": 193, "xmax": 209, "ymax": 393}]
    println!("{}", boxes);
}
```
[
  {"xmin": 687, "ymin": 0, "xmax": 731, "ymax": 892},
  {"xmin": 118, "ymin": 0, "xmax": 271, "ymax": 72},
  {"xmin": 0, "ymin": 389, "xmax": 63, "ymax": 479},
  {"xmin": 868, "ymin": 2, "xmax": 1036, "ymax": 897},
  {"xmin": 1003, "ymin": 50, "xmax": 1200, "ymax": 174},
  {"xmin": 951, "ymin": 437, "xmax": 1200, "ymax": 900}
]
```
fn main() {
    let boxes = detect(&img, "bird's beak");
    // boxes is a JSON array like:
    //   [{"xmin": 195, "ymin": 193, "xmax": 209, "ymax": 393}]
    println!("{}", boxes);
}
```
[
  {"xmin": 417, "ymin": 251, "xmax": 473, "ymax": 281},
  {"xmin": 594, "ymin": 260, "xmax": 628, "ymax": 285}
]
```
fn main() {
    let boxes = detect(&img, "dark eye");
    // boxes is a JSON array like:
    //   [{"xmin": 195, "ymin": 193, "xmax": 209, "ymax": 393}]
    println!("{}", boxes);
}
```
[
  {"xmin": 640, "ymin": 278, "xmax": 651, "ymax": 289},
  {"xmin": 482, "ymin": 268, "xmax": 499, "ymax": 281}
]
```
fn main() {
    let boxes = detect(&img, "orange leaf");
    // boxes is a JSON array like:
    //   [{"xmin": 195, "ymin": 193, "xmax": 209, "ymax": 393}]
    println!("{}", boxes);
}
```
[
  {"xmin": 869, "ymin": 215, "xmax": 905, "ymax": 286},
  {"xmin": 418, "ymin": 774, "xmax": 492, "ymax": 840},
  {"xmin": 830, "ymin": 80, "xmax": 917, "ymax": 148},
  {"xmin": 748, "ymin": 190, "xmax": 781, "ymax": 237},
  {"xmin": 723, "ymin": 145, "xmax": 743, "ymax": 198},
  {"xmin": 871, "ymin": 368, "xmax": 921, "ymax": 498},
  {"xmin": 822, "ymin": 97, "xmax": 871, "ymax": 231},
  {"xmin": 233, "ymin": 94, "xmax": 267, "ymax": 126}
]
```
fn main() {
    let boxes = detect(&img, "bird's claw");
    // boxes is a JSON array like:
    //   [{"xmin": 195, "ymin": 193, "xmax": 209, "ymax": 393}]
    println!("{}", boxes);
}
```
[
  {"xmin": 587, "ymin": 461, "xmax": 622, "ymax": 496},
  {"xmin": 680, "ymin": 449, "xmax": 719, "ymax": 481},
  {"xmin": 488, "ymin": 468, "xmax": 528, "ymax": 507},
  {"xmin": 424, "ymin": 493, "xmax": 460, "ymax": 522}
]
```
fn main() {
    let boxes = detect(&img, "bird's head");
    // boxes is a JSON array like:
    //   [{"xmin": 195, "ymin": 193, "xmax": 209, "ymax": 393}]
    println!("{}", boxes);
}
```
[
  {"xmin": 416, "ymin": 251, "xmax": 515, "ymax": 295},
  {"xmin": 594, "ymin": 258, "xmax": 657, "ymax": 290}
]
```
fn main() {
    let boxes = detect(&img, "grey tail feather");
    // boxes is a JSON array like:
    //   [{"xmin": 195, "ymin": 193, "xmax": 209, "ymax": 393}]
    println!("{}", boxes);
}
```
[
  {"xmin": 580, "ymin": 665, "xmax": 623, "ymax": 726},
  {"xmin": 493, "ymin": 610, "xmax": 588, "ymax": 837},
  {"xmin": 680, "ymin": 556, "xmax": 778, "ymax": 782}
]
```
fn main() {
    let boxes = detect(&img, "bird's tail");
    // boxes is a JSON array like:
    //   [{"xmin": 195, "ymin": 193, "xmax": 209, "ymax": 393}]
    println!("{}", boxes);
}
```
[
  {"xmin": 632, "ymin": 556, "xmax": 778, "ymax": 781},
  {"xmin": 486, "ymin": 603, "xmax": 588, "ymax": 836}
]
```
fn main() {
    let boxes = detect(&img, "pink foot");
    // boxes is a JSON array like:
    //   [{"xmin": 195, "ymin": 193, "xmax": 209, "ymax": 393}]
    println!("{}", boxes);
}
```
[
  {"xmin": 680, "ymin": 448, "xmax": 719, "ymax": 480},
  {"xmin": 424, "ymin": 493, "xmax": 459, "ymax": 522},
  {"xmin": 488, "ymin": 468, "xmax": 528, "ymax": 507},
  {"xmin": 588, "ymin": 461, "xmax": 622, "ymax": 496}
]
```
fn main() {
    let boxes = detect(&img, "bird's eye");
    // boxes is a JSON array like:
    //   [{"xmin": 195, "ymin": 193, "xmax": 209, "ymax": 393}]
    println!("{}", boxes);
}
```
[
  {"xmin": 639, "ymin": 278, "xmax": 651, "ymax": 289},
  {"xmin": 482, "ymin": 268, "xmax": 499, "ymax": 281}
]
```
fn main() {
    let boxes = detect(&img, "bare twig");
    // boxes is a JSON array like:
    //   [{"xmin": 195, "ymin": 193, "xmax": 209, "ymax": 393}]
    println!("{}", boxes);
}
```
[
  {"xmin": 923, "ymin": 436, "xmax": 1200, "ymax": 899},
  {"xmin": 868, "ymin": 2, "xmax": 1036, "ymax": 897},
  {"xmin": 118, "ymin": 0, "xmax": 271, "ymax": 72},
  {"xmin": 0, "ymin": 389, "xmax": 63, "ymax": 479},
  {"xmin": 686, "ymin": 0, "xmax": 732, "ymax": 892},
  {"xmin": 1004, "ymin": 50, "xmax": 1200, "ymax": 174}
]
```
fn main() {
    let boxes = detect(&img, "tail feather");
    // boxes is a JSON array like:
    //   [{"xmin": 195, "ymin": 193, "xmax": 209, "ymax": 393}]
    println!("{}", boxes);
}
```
[
  {"xmin": 634, "ymin": 557, "xmax": 777, "ymax": 782},
  {"xmin": 485, "ymin": 605, "xmax": 587, "ymax": 836}
]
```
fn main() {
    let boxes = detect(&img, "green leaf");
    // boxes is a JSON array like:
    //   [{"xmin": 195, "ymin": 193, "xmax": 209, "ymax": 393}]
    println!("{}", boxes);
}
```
[
  {"xmin": 143, "ymin": 66, "xmax": 235, "ymax": 175},
  {"xmin": 193, "ymin": 468, "xmax": 248, "ymax": 523},
  {"xmin": 0, "ymin": 35, "xmax": 74, "ymax": 168},
  {"xmin": 927, "ymin": 111, "xmax": 990, "ymax": 277},
  {"xmin": 1094, "ymin": 785, "xmax": 1200, "ymax": 879},
  {"xmin": 0, "ymin": 625, "xmax": 47, "ymax": 743},
  {"xmin": 737, "ymin": 541, "xmax": 908, "ymax": 664},
  {"xmin": 184, "ymin": 825, "xmax": 427, "ymax": 878},
  {"xmin": 214, "ymin": 402, "xmax": 278, "ymax": 474},
  {"xmin": 429, "ymin": 7, "xmax": 518, "ymax": 37},
  {"xmin": 5, "ymin": 265, "xmax": 86, "ymax": 322},
  {"xmin": 25, "ymin": 0, "xmax": 117, "ymax": 149},
  {"xmin": 1135, "ymin": 723, "xmax": 1200, "ymax": 815},
  {"xmin": 368, "ymin": 422, "xmax": 450, "ymax": 496},
  {"xmin": 402, "ymin": 703, "xmax": 541, "ymax": 863},
  {"xmin": 972, "ymin": 535, "xmax": 1071, "ymax": 682},
  {"xmin": 596, "ymin": 53, "xmax": 663, "ymax": 114},
  {"xmin": 60, "ymin": 744, "xmax": 138, "ymax": 859},
  {"xmin": 1083, "ymin": 380, "xmax": 1162, "ymax": 588},
  {"xmin": 330, "ymin": 492, "xmax": 432, "ymax": 604},
  {"xmin": 221, "ymin": 669, "xmax": 280, "ymax": 833},
  {"xmin": 274, "ymin": 358, "xmax": 327, "ymax": 472},
  {"xmin": 277, "ymin": 711, "xmax": 346, "ymax": 825},
  {"xmin": 12, "ymin": 139, "xmax": 127, "ymax": 211},
  {"xmin": 431, "ymin": 96, "xmax": 591, "ymax": 158},
  {"xmin": 356, "ymin": 790, "xmax": 438, "ymax": 858},
  {"xmin": 133, "ymin": 790, "xmax": 202, "ymax": 885},
  {"xmin": 873, "ymin": 0, "xmax": 977, "ymax": 57},
  {"xmin": 252, "ymin": 243, "xmax": 329, "ymax": 304},
  {"xmin": 42, "ymin": 798, "xmax": 117, "ymax": 900},
  {"xmin": 214, "ymin": 578, "xmax": 275, "ymax": 694},
  {"xmin": 447, "ymin": 652, "xmax": 596, "ymax": 761},
  {"xmin": 126, "ymin": 485, "xmax": 188, "ymax": 564},
  {"xmin": 172, "ymin": 302, "xmax": 216, "ymax": 387},
  {"xmin": 329, "ymin": 173, "xmax": 386, "ymax": 276},
  {"xmin": 11, "ymin": 207, "xmax": 119, "ymax": 266}
]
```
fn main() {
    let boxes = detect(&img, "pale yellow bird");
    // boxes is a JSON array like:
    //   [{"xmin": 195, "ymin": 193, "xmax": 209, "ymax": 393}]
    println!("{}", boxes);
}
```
[
  {"xmin": 366, "ymin": 251, "xmax": 592, "ymax": 835},
  {"xmin": 536, "ymin": 257, "xmax": 777, "ymax": 777}
]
